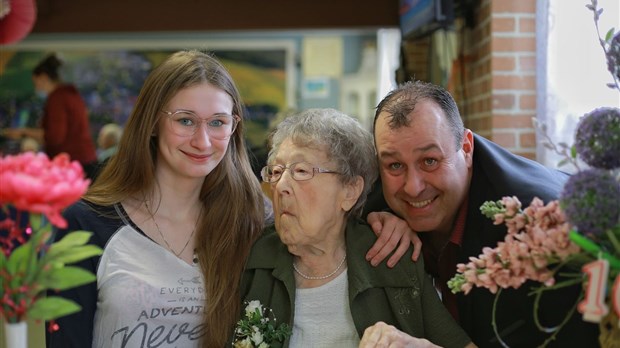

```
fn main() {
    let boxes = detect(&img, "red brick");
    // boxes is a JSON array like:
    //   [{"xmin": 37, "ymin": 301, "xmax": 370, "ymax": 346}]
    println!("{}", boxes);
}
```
[
  {"xmin": 492, "ymin": 17, "xmax": 516, "ymax": 32},
  {"xmin": 519, "ymin": 94, "xmax": 537, "ymax": 110},
  {"xmin": 492, "ymin": 37, "xmax": 536, "ymax": 52},
  {"xmin": 493, "ymin": 0, "xmax": 536, "ymax": 13},
  {"xmin": 470, "ymin": 99, "xmax": 482, "ymax": 113},
  {"xmin": 492, "ymin": 75, "xmax": 536, "ymax": 90},
  {"xmin": 478, "ymin": 80, "xmax": 491, "ymax": 96},
  {"xmin": 515, "ymin": 151, "xmax": 536, "ymax": 160},
  {"xmin": 492, "ymin": 93, "xmax": 515, "ymax": 109},
  {"xmin": 482, "ymin": 97, "xmax": 492, "ymax": 112},
  {"xmin": 519, "ymin": 17, "xmax": 536, "ymax": 33},
  {"xmin": 492, "ymin": 56, "xmax": 516, "ymax": 71},
  {"xmin": 492, "ymin": 114, "xmax": 536, "ymax": 128},
  {"xmin": 520, "ymin": 131, "xmax": 537, "ymax": 148},
  {"xmin": 519, "ymin": 56, "xmax": 537, "ymax": 72},
  {"xmin": 491, "ymin": 132, "xmax": 517, "ymax": 148},
  {"xmin": 479, "ymin": 40, "xmax": 491, "ymax": 58},
  {"xmin": 467, "ymin": 116, "xmax": 493, "ymax": 132}
]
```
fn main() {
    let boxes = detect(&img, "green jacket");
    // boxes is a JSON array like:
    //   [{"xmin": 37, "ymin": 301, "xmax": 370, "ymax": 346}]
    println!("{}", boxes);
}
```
[{"xmin": 238, "ymin": 218, "xmax": 471, "ymax": 348}]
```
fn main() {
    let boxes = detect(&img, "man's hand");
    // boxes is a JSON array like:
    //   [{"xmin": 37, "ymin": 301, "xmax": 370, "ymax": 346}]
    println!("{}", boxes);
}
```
[
  {"xmin": 365, "ymin": 211, "xmax": 421, "ymax": 267},
  {"xmin": 359, "ymin": 322, "xmax": 439, "ymax": 348}
]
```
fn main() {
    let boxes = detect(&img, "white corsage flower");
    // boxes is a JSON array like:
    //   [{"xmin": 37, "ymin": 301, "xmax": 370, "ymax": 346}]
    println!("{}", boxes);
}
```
[{"xmin": 232, "ymin": 300, "xmax": 292, "ymax": 347}]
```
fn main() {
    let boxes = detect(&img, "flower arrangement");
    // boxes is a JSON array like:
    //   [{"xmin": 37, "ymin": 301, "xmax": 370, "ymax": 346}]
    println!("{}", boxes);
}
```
[
  {"xmin": 446, "ymin": 196, "xmax": 583, "ymax": 296},
  {"xmin": 0, "ymin": 152, "xmax": 102, "ymax": 325},
  {"xmin": 447, "ymin": 1, "xmax": 620, "ymax": 347},
  {"xmin": 232, "ymin": 300, "xmax": 292, "ymax": 348}
]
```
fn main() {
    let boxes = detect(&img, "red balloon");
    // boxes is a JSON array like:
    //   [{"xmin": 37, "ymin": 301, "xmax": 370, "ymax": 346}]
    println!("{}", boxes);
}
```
[{"xmin": 0, "ymin": 0, "xmax": 37, "ymax": 45}]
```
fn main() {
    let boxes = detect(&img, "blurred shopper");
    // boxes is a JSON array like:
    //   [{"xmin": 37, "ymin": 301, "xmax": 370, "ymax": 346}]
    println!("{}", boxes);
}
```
[
  {"xmin": 96, "ymin": 122, "xmax": 122, "ymax": 163},
  {"xmin": 32, "ymin": 53, "xmax": 98, "ymax": 179}
]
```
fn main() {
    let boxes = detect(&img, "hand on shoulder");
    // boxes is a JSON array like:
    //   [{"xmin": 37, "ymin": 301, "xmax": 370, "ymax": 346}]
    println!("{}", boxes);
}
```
[{"xmin": 366, "ymin": 211, "xmax": 422, "ymax": 267}]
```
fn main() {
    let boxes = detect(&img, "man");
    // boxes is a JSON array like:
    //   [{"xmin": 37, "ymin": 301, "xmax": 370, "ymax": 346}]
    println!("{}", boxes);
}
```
[{"xmin": 365, "ymin": 80, "xmax": 598, "ymax": 347}]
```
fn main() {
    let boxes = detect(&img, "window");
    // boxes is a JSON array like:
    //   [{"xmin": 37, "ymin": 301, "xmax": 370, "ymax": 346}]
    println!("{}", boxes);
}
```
[{"xmin": 538, "ymin": 0, "xmax": 619, "ymax": 171}]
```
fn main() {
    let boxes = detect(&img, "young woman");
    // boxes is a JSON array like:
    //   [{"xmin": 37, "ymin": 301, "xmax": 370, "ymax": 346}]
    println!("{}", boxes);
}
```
[{"xmin": 46, "ymin": 50, "xmax": 265, "ymax": 347}]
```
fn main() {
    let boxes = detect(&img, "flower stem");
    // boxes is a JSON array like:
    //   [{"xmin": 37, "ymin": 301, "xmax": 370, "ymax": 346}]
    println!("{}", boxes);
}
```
[
  {"xmin": 527, "ymin": 277, "xmax": 584, "ymax": 297},
  {"xmin": 589, "ymin": 0, "xmax": 620, "ymax": 90},
  {"xmin": 491, "ymin": 289, "xmax": 511, "ymax": 348},
  {"xmin": 569, "ymin": 231, "xmax": 620, "ymax": 269},
  {"xmin": 533, "ymin": 288, "xmax": 581, "ymax": 347},
  {"xmin": 606, "ymin": 228, "xmax": 620, "ymax": 256}
]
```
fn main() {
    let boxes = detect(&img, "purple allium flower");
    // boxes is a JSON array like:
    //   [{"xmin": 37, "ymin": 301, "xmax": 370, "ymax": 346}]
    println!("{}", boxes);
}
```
[
  {"xmin": 607, "ymin": 32, "xmax": 620, "ymax": 81},
  {"xmin": 574, "ymin": 107, "xmax": 620, "ymax": 169},
  {"xmin": 560, "ymin": 169, "xmax": 620, "ymax": 236}
]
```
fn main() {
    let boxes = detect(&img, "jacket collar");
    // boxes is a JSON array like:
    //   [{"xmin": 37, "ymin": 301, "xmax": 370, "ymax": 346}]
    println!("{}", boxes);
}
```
[{"xmin": 245, "ymin": 218, "xmax": 419, "ymax": 295}]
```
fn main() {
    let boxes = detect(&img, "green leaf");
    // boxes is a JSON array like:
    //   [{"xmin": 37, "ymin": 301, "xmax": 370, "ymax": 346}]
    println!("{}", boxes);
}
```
[
  {"xmin": 557, "ymin": 158, "xmax": 570, "ymax": 168},
  {"xmin": 570, "ymin": 145, "xmax": 577, "ymax": 158},
  {"xmin": 29, "ymin": 213, "xmax": 43, "ymax": 231},
  {"xmin": 0, "ymin": 251, "xmax": 6, "ymax": 295},
  {"xmin": 46, "ymin": 245, "xmax": 102, "ymax": 265},
  {"xmin": 38, "ymin": 266, "xmax": 96, "ymax": 291},
  {"xmin": 44, "ymin": 231, "xmax": 96, "ymax": 260},
  {"xmin": 0, "ymin": 250, "xmax": 6, "ymax": 268},
  {"xmin": 606, "ymin": 27, "xmax": 616, "ymax": 42},
  {"xmin": 28, "ymin": 296, "xmax": 82, "ymax": 321},
  {"xmin": 6, "ymin": 242, "xmax": 33, "ymax": 275},
  {"xmin": 51, "ymin": 231, "xmax": 93, "ymax": 248}
]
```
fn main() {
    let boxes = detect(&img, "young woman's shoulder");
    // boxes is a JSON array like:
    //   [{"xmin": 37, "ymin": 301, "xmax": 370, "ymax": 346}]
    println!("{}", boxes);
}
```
[{"xmin": 59, "ymin": 200, "xmax": 126, "ymax": 249}]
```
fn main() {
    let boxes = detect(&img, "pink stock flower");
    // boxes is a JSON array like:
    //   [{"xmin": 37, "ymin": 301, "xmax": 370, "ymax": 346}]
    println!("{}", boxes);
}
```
[
  {"xmin": 448, "ymin": 196, "xmax": 581, "ymax": 295},
  {"xmin": 0, "ymin": 152, "xmax": 89, "ymax": 228},
  {"xmin": 501, "ymin": 196, "xmax": 521, "ymax": 216}
]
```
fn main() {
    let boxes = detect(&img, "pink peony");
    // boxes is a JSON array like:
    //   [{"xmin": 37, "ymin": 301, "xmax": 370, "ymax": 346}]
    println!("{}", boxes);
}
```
[{"xmin": 0, "ymin": 152, "xmax": 90, "ymax": 228}]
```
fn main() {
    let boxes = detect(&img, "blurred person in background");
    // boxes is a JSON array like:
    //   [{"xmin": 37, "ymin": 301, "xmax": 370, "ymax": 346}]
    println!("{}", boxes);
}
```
[
  {"xmin": 96, "ymin": 122, "xmax": 122, "ymax": 163},
  {"xmin": 91, "ymin": 122, "xmax": 123, "ymax": 181},
  {"xmin": 31, "ymin": 53, "xmax": 98, "ymax": 179}
]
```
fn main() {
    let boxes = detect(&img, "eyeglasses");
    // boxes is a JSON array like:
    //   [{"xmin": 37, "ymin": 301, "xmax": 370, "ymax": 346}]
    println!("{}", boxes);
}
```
[
  {"xmin": 261, "ymin": 162, "xmax": 340, "ymax": 183},
  {"xmin": 161, "ymin": 110, "xmax": 239, "ymax": 139}
]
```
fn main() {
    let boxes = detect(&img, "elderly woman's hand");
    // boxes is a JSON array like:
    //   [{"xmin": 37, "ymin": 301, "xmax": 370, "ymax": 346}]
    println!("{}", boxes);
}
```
[
  {"xmin": 359, "ymin": 322, "xmax": 440, "ymax": 348},
  {"xmin": 365, "ymin": 211, "xmax": 422, "ymax": 267}
]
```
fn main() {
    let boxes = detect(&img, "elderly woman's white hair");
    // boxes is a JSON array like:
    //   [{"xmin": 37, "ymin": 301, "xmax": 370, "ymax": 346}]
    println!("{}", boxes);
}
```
[{"xmin": 268, "ymin": 108, "xmax": 378, "ymax": 217}]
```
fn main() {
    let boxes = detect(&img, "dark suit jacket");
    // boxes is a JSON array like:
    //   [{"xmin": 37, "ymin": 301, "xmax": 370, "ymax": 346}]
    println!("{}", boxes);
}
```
[{"xmin": 364, "ymin": 134, "xmax": 599, "ymax": 348}]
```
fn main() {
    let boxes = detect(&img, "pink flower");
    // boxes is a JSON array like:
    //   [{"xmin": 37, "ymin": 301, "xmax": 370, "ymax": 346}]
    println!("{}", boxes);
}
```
[
  {"xmin": 501, "ymin": 196, "xmax": 521, "ymax": 216},
  {"xmin": 0, "ymin": 152, "xmax": 89, "ymax": 228},
  {"xmin": 449, "ymin": 196, "xmax": 582, "ymax": 295}
]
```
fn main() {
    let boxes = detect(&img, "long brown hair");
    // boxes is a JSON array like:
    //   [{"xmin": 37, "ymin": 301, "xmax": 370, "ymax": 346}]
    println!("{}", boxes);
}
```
[{"xmin": 85, "ymin": 50, "xmax": 265, "ymax": 346}]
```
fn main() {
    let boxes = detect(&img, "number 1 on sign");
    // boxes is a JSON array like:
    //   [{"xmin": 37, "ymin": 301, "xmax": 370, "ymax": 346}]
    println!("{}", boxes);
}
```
[{"xmin": 579, "ymin": 259, "xmax": 609, "ymax": 322}]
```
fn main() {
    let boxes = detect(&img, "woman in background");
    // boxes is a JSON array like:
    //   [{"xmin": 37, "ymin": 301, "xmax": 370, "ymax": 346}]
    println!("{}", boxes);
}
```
[{"xmin": 32, "ymin": 53, "xmax": 98, "ymax": 179}]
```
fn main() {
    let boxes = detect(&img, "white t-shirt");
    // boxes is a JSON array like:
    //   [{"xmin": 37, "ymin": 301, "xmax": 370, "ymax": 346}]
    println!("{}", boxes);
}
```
[{"xmin": 92, "ymin": 208, "xmax": 206, "ymax": 347}]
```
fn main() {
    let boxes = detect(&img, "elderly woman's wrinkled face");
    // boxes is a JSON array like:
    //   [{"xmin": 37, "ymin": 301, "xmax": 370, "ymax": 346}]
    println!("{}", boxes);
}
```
[{"xmin": 270, "ymin": 139, "xmax": 359, "ymax": 251}]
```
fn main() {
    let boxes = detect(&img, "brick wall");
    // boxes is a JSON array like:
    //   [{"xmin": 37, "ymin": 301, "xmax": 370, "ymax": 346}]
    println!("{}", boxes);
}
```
[
  {"xmin": 403, "ymin": 0, "xmax": 538, "ymax": 159},
  {"xmin": 402, "ymin": 37, "xmax": 431, "ymax": 82},
  {"xmin": 464, "ymin": 0, "xmax": 538, "ymax": 159}
]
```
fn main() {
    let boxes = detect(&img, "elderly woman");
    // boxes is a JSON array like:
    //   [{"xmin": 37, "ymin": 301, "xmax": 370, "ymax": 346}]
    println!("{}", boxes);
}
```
[{"xmin": 237, "ymin": 108, "xmax": 474, "ymax": 347}]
